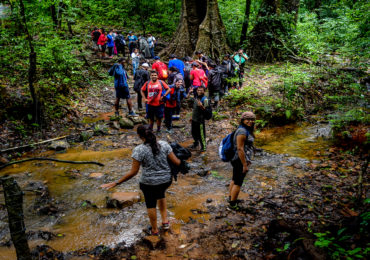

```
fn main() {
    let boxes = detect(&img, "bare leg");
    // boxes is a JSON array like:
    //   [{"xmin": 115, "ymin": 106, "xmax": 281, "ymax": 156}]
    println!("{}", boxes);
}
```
[
  {"xmin": 149, "ymin": 119, "xmax": 154, "ymax": 130},
  {"xmin": 230, "ymin": 185, "xmax": 241, "ymax": 201},
  {"xmin": 229, "ymin": 180, "xmax": 235, "ymax": 197},
  {"xmin": 158, "ymin": 198, "xmax": 168, "ymax": 224},
  {"xmin": 147, "ymin": 208, "xmax": 158, "ymax": 234},
  {"xmin": 126, "ymin": 98, "xmax": 133, "ymax": 112},
  {"xmin": 114, "ymin": 98, "xmax": 120, "ymax": 113}
]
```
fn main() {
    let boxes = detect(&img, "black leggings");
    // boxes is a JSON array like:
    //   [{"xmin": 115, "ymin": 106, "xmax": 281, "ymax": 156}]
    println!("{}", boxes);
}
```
[
  {"xmin": 139, "ymin": 181, "xmax": 172, "ymax": 208},
  {"xmin": 108, "ymin": 46, "xmax": 113, "ymax": 56},
  {"xmin": 164, "ymin": 107, "xmax": 175, "ymax": 129},
  {"xmin": 231, "ymin": 158, "xmax": 247, "ymax": 186}
]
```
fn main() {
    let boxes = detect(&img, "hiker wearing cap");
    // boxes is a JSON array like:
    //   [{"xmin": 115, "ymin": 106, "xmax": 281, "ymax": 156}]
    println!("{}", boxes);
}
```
[
  {"xmin": 190, "ymin": 62, "xmax": 207, "ymax": 99},
  {"xmin": 152, "ymin": 57, "xmax": 168, "ymax": 81},
  {"xmin": 228, "ymin": 111, "xmax": 256, "ymax": 210},
  {"xmin": 127, "ymin": 31, "xmax": 138, "ymax": 54},
  {"xmin": 168, "ymin": 54, "xmax": 185, "ymax": 77},
  {"xmin": 133, "ymin": 63, "xmax": 150, "ymax": 110}
]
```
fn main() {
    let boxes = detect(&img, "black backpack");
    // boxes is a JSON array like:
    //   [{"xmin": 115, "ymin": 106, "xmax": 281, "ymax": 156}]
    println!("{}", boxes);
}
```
[{"xmin": 168, "ymin": 142, "xmax": 191, "ymax": 181}]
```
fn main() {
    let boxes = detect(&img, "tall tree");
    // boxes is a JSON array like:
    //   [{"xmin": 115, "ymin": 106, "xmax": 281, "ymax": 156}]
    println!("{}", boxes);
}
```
[
  {"xmin": 161, "ymin": 0, "xmax": 230, "ymax": 59},
  {"xmin": 239, "ymin": 0, "xmax": 252, "ymax": 46},
  {"xmin": 247, "ymin": 0, "xmax": 300, "ymax": 61}
]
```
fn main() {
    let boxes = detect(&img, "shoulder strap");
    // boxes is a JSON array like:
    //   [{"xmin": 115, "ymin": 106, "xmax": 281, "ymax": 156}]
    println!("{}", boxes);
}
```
[{"xmin": 159, "ymin": 80, "xmax": 165, "ymax": 91}]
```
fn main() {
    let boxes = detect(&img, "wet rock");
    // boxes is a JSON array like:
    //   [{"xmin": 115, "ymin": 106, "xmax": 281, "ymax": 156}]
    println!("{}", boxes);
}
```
[
  {"xmin": 27, "ymin": 230, "xmax": 56, "ymax": 241},
  {"xmin": 106, "ymin": 192, "xmax": 141, "ymax": 209},
  {"xmin": 80, "ymin": 200, "xmax": 98, "ymax": 209},
  {"xmin": 128, "ymin": 116, "xmax": 147, "ymax": 125},
  {"xmin": 48, "ymin": 139, "xmax": 70, "ymax": 151},
  {"xmin": 89, "ymin": 172, "xmax": 104, "ymax": 178},
  {"xmin": 172, "ymin": 122, "xmax": 186, "ymax": 128},
  {"xmin": 206, "ymin": 198, "xmax": 213, "ymax": 203},
  {"xmin": 195, "ymin": 167, "xmax": 211, "ymax": 177},
  {"xmin": 31, "ymin": 245, "xmax": 64, "ymax": 260},
  {"xmin": 80, "ymin": 131, "xmax": 93, "ymax": 142},
  {"xmin": 119, "ymin": 118, "xmax": 134, "ymax": 129},
  {"xmin": 111, "ymin": 121, "xmax": 120, "ymax": 130},
  {"xmin": 143, "ymin": 235, "xmax": 164, "ymax": 249}
]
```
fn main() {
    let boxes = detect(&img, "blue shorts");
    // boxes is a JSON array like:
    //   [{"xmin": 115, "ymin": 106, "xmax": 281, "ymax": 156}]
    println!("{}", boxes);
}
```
[
  {"xmin": 115, "ymin": 86, "xmax": 130, "ymax": 99},
  {"xmin": 147, "ymin": 104, "xmax": 164, "ymax": 120}
]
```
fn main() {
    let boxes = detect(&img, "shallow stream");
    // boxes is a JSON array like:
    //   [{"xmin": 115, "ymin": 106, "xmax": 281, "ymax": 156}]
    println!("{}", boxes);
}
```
[{"xmin": 0, "ymin": 122, "xmax": 332, "ymax": 259}]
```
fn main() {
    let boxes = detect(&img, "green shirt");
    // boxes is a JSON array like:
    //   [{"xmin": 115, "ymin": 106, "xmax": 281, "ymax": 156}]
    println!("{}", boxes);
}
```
[{"xmin": 234, "ymin": 54, "xmax": 248, "ymax": 65}]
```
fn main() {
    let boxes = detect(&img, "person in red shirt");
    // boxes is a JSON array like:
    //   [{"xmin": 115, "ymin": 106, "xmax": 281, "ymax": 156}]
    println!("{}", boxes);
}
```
[
  {"xmin": 152, "ymin": 56, "xmax": 168, "ymax": 81},
  {"xmin": 190, "ymin": 62, "xmax": 207, "ymax": 98},
  {"xmin": 97, "ymin": 28, "xmax": 107, "ymax": 58},
  {"xmin": 164, "ymin": 79, "xmax": 184, "ymax": 133},
  {"xmin": 141, "ymin": 70, "xmax": 171, "ymax": 133}
]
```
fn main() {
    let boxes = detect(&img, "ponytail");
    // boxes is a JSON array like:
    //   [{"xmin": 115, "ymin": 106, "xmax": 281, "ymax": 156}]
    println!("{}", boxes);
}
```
[{"xmin": 137, "ymin": 125, "xmax": 160, "ymax": 155}]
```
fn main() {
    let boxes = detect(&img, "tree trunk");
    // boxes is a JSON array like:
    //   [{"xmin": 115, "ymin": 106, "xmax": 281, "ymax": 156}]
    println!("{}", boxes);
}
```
[
  {"xmin": 19, "ymin": 0, "xmax": 40, "ymax": 123},
  {"xmin": 239, "ymin": 0, "xmax": 251, "ymax": 46},
  {"xmin": 160, "ymin": 0, "xmax": 230, "ymax": 60},
  {"xmin": 1, "ymin": 176, "xmax": 31, "ymax": 260},
  {"xmin": 247, "ymin": 0, "xmax": 299, "ymax": 62},
  {"xmin": 50, "ymin": 4, "xmax": 58, "ymax": 29}
]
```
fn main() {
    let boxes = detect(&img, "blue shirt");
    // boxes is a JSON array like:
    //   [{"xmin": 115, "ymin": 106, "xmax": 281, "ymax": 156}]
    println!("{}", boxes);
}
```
[
  {"xmin": 113, "ymin": 64, "xmax": 129, "ymax": 88},
  {"xmin": 128, "ymin": 35, "xmax": 138, "ymax": 42},
  {"xmin": 107, "ymin": 34, "xmax": 114, "ymax": 47},
  {"xmin": 168, "ymin": 59, "xmax": 185, "ymax": 77}
]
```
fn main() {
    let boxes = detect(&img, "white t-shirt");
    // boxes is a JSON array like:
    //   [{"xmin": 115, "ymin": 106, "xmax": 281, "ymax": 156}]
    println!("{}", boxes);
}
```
[{"xmin": 147, "ymin": 36, "xmax": 156, "ymax": 48}]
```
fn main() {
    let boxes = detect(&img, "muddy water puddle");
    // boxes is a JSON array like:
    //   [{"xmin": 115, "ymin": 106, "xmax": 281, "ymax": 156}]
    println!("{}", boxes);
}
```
[{"xmin": 0, "ymin": 123, "xmax": 332, "ymax": 258}]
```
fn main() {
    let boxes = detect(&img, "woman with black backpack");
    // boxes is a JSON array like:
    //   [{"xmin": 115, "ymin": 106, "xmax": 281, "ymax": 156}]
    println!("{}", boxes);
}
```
[{"xmin": 101, "ymin": 125, "xmax": 181, "ymax": 235}]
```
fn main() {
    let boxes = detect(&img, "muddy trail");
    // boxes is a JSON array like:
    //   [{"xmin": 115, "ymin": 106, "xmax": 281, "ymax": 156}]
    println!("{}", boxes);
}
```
[{"xmin": 0, "ymin": 66, "xmax": 368, "ymax": 260}]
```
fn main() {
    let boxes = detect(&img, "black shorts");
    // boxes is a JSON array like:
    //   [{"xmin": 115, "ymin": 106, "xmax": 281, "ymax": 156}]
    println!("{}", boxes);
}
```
[
  {"xmin": 99, "ymin": 44, "xmax": 106, "ymax": 52},
  {"xmin": 231, "ymin": 158, "xmax": 247, "ymax": 186},
  {"xmin": 139, "ymin": 181, "xmax": 172, "ymax": 208},
  {"xmin": 115, "ymin": 86, "xmax": 130, "ymax": 99},
  {"xmin": 147, "ymin": 104, "xmax": 164, "ymax": 120}
]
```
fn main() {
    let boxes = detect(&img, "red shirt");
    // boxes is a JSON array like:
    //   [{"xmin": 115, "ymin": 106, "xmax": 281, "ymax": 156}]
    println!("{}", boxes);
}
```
[
  {"xmin": 152, "ymin": 61, "xmax": 168, "ymax": 80},
  {"xmin": 190, "ymin": 68, "xmax": 205, "ymax": 86},
  {"xmin": 97, "ymin": 34, "xmax": 107, "ymax": 45},
  {"xmin": 165, "ymin": 87, "xmax": 176, "ymax": 108},
  {"xmin": 141, "ymin": 80, "xmax": 169, "ymax": 106}
]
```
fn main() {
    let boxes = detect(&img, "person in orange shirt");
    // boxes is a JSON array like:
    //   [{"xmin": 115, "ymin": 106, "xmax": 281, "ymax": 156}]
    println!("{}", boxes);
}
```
[
  {"xmin": 152, "ymin": 56, "xmax": 168, "ymax": 81},
  {"xmin": 141, "ymin": 71, "xmax": 171, "ymax": 133}
]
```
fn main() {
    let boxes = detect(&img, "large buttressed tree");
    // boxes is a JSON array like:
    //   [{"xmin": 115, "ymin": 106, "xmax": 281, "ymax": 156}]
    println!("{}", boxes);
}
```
[
  {"xmin": 247, "ymin": 0, "xmax": 300, "ymax": 61},
  {"xmin": 160, "ymin": 0, "xmax": 231, "ymax": 59}
]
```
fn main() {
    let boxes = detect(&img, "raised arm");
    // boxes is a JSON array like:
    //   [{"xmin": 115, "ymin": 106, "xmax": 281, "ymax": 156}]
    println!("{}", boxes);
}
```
[{"xmin": 100, "ymin": 159, "xmax": 141, "ymax": 189}]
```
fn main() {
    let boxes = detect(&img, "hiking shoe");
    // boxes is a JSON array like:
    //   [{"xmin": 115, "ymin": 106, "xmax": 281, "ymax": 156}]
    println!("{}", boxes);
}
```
[
  {"xmin": 228, "ymin": 203, "xmax": 241, "ymax": 211},
  {"xmin": 162, "ymin": 222, "xmax": 170, "ymax": 230},
  {"xmin": 115, "ymin": 111, "xmax": 120, "ymax": 116},
  {"xmin": 128, "ymin": 111, "xmax": 138, "ymax": 117},
  {"xmin": 144, "ymin": 226, "xmax": 159, "ymax": 236}
]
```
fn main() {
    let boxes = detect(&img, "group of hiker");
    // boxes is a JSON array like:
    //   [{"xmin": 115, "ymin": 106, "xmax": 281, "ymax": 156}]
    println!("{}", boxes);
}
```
[
  {"xmin": 91, "ymin": 28, "xmax": 156, "ymax": 59},
  {"xmin": 104, "ymin": 46, "xmax": 254, "ymax": 236}
]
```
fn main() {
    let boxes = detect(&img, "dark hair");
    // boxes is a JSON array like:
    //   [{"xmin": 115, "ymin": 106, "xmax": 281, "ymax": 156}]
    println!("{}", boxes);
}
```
[
  {"xmin": 169, "ymin": 66, "xmax": 179, "ymax": 72},
  {"xmin": 118, "ymin": 58, "xmax": 125, "ymax": 64},
  {"xmin": 195, "ymin": 50, "xmax": 202, "ymax": 55},
  {"xmin": 137, "ymin": 125, "xmax": 160, "ymax": 155},
  {"xmin": 169, "ymin": 54, "xmax": 176, "ymax": 59},
  {"xmin": 150, "ymin": 70, "xmax": 158, "ymax": 75}
]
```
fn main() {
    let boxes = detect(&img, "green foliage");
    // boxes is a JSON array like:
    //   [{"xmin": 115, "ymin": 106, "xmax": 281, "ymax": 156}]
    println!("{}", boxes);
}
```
[{"xmin": 295, "ymin": 0, "xmax": 370, "ymax": 60}]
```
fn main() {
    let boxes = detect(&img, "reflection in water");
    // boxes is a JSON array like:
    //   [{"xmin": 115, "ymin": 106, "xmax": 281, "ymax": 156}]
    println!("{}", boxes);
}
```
[{"xmin": 0, "ymin": 123, "xmax": 332, "ymax": 258}]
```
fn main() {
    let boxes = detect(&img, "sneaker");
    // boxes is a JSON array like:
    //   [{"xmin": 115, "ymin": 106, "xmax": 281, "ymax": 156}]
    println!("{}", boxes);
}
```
[
  {"xmin": 128, "ymin": 111, "xmax": 138, "ymax": 117},
  {"xmin": 115, "ymin": 111, "xmax": 120, "ymax": 116},
  {"xmin": 162, "ymin": 222, "xmax": 170, "ymax": 230},
  {"xmin": 228, "ymin": 202, "xmax": 241, "ymax": 211}
]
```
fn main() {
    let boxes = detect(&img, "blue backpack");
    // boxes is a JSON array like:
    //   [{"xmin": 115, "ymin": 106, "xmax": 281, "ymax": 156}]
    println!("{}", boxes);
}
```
[{"xmin": 219, "ymin": 126, "xmax": 248, "ymax": 162}]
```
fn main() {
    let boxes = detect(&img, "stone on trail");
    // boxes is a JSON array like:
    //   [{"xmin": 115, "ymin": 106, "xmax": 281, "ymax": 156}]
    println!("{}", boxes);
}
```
[
  {"xmin": 119, "ymin": 118, "xmax": 134, "ymax": 129},
  {"xmin": 106, "ymin": 192, "xmax": 141, "ymax": 209},
  {"xmin": 143, "ymin": 235, "xmax": 164, "ymax": 249},
  {"xmin": 111, "ymin": 121, "xmax": 120, "ymax": 130},
  {"xmin": 89, "ymin": 172, "xmax": 104, "ymax": 178},
  {"xmin": 128, "ymin": 116, "xmax": 147, "ymax": 125},
  {"xmin": 0, "ymin": 156, "xmax": 9, "ymax": 165},
  {"xmin": 48, "ymin": 139, "xmax": 70, "ymax": 151}
]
